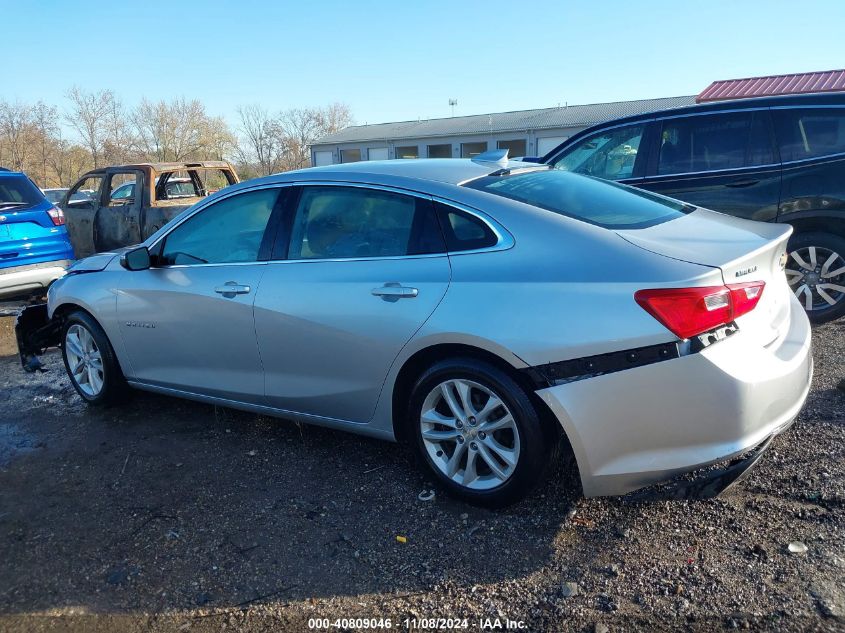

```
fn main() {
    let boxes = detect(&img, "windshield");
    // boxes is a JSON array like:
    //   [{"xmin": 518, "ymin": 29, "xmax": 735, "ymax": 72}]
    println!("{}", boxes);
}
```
[
  {"xmin": 0, "ymin": 175, "xmax": 45, "ymax": 210},
  {"xmin": 464, "ymin": 169, "xmax": 693, "ymax": 229}
]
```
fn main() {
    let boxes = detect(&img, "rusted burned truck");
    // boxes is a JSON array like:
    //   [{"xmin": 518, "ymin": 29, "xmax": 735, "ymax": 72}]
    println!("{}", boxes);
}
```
[{"xmin": 61, "ymin": 161, "xmax": 239, "ymax": 258}]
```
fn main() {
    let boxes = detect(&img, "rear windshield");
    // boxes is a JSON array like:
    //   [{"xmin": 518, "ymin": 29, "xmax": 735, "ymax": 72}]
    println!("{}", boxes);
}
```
[
  {"xmin": 464, "ymin": 169, "xmax": 693, "ymax": 229},
  {"xmin": 0, "ymin": 175, "xmax": 45, "ymax": 210}
]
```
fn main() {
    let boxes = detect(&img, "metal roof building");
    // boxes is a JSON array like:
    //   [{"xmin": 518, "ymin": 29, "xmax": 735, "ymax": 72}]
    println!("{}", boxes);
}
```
[
  {"xmin": 311, "ymin": 95, "xmax": 696, "ymax": 166},
  {"xmin": 697, "ymin": 69, "xmax": 845, "ymax": 103}
]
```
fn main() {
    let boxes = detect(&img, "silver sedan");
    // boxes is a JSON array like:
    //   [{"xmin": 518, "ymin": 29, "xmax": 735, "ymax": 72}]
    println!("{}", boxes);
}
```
[{"xmin": 30, "ymin": 157, "xmax": 813, "ymax": 506}]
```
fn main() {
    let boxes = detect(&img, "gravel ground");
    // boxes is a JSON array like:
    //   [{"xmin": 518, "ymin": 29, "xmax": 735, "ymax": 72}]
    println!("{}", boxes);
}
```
[{"xmin": 0, "ymin": 316, "xmax": 843, "ymax": 632}]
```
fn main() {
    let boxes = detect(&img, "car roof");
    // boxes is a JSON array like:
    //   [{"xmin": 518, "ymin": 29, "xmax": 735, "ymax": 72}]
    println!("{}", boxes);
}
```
[
  {"xmin": 269, "ymin": 158, "xmax": 517, "ymax": 187},
  {"xmin": 543, "ymin": 91, "xmax": 845, "ymax": 159}
]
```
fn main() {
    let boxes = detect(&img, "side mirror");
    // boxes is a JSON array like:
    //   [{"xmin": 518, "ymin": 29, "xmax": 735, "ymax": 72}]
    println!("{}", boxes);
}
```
[{"xmin": 120, "ymin": 246, "xmax": 151, "ymax": 271}]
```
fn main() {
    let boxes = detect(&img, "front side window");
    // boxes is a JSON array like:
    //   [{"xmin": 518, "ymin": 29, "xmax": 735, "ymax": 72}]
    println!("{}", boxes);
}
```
[
  {"xmin": 159, "ymin": 188, "xmax": 278, "ymax": 265},
  {"xmin": 773, "ymin": 108, "xmax": 845, "ymax": 162},
  {"xmin": 657, "ymin": 112, "xmax": 773, "ymax": 175},
  {"xmin": 465, "ymin": 169, "xmax": 692, "ymax": 230},
  {"xmin": 67, "ymin": 176, "xmax": 103, "ymax": 206},
  {"xmin": 553, "ymin": 124, "xmax": 644, "ymax": 181},
  {"xmin": 287, "ymin": 186, "xmax": 444, "ymax": 260}
]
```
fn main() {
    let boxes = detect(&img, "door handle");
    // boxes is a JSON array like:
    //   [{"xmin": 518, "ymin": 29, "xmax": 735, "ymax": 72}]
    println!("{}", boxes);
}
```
[
  {"xmin": 372, "ymin": 283, "xmax": 419, "ymax": 301},
  {"xmin": 214, "ymin": 281, "xmax": 251, "ymax": 297},
  {"xmin": 725, "ymin": 178, "xmax": 759, "ymax": 188}
]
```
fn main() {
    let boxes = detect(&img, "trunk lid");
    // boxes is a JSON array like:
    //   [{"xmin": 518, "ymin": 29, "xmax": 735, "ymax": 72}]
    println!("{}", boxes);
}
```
[{"xmin": 617, "ymin": 209, "xmax": 792, "ymax": 346}]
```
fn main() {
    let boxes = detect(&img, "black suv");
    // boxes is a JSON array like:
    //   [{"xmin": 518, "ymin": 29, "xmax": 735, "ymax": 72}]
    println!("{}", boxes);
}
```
[{"xmin": 542, "ymin": 92, "xmax": 845, "ymax": 324}]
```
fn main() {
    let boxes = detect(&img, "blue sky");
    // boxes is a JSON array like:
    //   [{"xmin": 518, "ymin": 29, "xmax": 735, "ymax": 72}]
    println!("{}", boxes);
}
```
[{"xmin": 4, "ymin": 0, "xmax": 845, "ymax": 128}]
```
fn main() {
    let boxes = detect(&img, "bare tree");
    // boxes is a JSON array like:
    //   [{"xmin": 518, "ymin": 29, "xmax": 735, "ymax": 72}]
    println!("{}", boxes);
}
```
[
  {"xmin": 318, "ymin": 102, "xmax": 353, "ymax": 136},
  {"xmin": 48, "ymin": 134, "xmax": 92, "ymax": 187},
  {"xmin": 201, "ymin": 115, "xmax": 236, "ymax": 161},
  {"xmin": 31, "ymin": 101, "xmax": 59, "ymax": 186},
  {"xmin": 133, "ymin": 97, "xmax": 212, "ymax": 162},
  {"xmin": 0, "ymin": 100, "xmax": 34, "ymax": 172},
  {"xmin": 277, "ymin": 103, "xmax": 353, "ymax": 170},
  {"xmin": 102, "ymin": 94, "xmax": 134, "ymax": 164},
  {"xmin": 4, "ymin": 89, "xmax": 350, "ymax": 185},
  {"xmin": 278, "ymin": 108, "xmax": 322, "ymax": 171},
  {"xmin": 235, "ymin": 104, "xmax": 286, "ymax": 176},
  {"xmin": 65, "ymin": 87, "xmax": 116, "ymax": 168}
]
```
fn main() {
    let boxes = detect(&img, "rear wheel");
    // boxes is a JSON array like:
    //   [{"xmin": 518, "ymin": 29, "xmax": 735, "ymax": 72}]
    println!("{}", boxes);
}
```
[
  {"xmin": 786, "ymin": 231, "xmax": 845, "ymax": 324},
  {"xmin": 61, "ymin": 310, "xmax": 128, "ymax": 405},
  {"xmin": 407, "ymin": 358, "xmax": 554, "ymax": 507}
]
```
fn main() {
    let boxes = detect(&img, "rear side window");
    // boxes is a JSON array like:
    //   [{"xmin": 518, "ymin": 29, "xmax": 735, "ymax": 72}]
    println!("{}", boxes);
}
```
[
  {"xmin": 773, "ymin": 108, "xmax": 845, "ymax": 162},
  {"xmin": 287, "ymin": 186, "xmax": 445, "ymax": 260},
  {"xmin": 464, "ymin": 169, "xmax": 692, "ymax": 230},
  {"xmin": 553, "ymin": 124, "xmax": 645, "ymax": 181},
  {"xmin": 658, "ymin": 112, "xmax": 773, "ymax": 175},
  {"xmin": 0, "ymin": 175, "xmax": 45, "ymax": 210},
  {"xmin": 434, "ymin": 202, "xmax": 498, "ymax": 251}
]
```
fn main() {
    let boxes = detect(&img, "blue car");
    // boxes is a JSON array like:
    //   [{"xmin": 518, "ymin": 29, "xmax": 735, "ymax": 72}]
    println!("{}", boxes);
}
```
[{"xmin": 0, "ymin": 168, "xmax": 75, "ymax": 300}]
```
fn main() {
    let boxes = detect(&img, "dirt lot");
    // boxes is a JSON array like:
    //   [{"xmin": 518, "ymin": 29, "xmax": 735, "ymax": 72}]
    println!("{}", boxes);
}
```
[{"xmin": 0, "ymin": 315, "xmax": 843, "ymax": 633}]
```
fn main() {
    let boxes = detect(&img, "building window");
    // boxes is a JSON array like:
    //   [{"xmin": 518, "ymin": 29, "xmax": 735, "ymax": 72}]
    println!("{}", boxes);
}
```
[
  {"xmin": 395, "ymin": 145, "xmax": 419, "ymax": 159},
  {"xmin": 428, "ymin": 144, "xmax": 452, "ymax": 158},
  {"xmin": 461, "ymin": 142, "xmax": 487, "ymax": 158},
  {"xmin": 497, "ymin": 139, "xmax": 527, "ymax": 157},
  {"xmin": 368, "ymin": 148, "xmax": 389, "ymax": 161},
  {"xmin": 340, "ymin": 149, "xmax": 362, "ymax": 163}
]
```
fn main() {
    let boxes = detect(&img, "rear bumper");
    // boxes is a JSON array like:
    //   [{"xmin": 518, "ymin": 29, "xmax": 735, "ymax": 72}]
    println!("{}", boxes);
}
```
[
  {"xmin": 537, "ymin": 293, "xmax": 813, "ymax": 497},
  {"xmin": 0, "ymin": 260, "xmax": 71, "ymax": 300}
]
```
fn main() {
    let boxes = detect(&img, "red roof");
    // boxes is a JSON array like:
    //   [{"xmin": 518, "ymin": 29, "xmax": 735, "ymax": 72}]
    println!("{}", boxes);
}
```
[{"xmin": 697, "ymin": 69, "xmax": 845, "ymax": 103}]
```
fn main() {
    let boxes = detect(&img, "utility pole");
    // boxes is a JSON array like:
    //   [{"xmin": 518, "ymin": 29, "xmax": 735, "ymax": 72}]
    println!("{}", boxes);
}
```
[{"xmin": 449, "ymin": 99, "xmax": 457, "ymax": 116}]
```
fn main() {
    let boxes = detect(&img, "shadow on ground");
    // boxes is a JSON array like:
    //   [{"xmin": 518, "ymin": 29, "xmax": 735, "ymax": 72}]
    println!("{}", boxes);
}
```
[{"xmin": 0, "ymin": 351, "xmax": 592, "ymax": 615}]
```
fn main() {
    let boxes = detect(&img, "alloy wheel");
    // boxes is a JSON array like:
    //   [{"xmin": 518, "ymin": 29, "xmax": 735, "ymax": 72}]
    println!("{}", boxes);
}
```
[
  {"xmin": 65, "ymin": 324, "xmax": 105, "ymax": 397},
  {"xmin": 420, "ymin": 379, "xmax": 520, "ymax": 490},
  {"xmin": 785, "ymin": 245, "xmax": 845, "ymax": 311}
]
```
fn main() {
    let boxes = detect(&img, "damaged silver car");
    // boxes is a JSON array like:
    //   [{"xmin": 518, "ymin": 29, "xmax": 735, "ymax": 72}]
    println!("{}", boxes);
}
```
[{"xmin": 17, "ymin": 154, "xmax": 813, "ymax": 506}]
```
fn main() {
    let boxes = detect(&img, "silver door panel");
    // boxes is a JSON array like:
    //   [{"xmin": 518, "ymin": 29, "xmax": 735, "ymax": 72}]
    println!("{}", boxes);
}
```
[
  {"xmin": 255, "ymin": 256, "xmax": 451, "ymax": 423},
  {"xmin": 116, "ymin": 264, "xmax": 267, "ymax": 402}
]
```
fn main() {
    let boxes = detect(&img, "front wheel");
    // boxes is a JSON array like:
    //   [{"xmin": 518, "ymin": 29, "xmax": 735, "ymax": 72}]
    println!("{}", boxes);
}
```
[
  {"xmin": 407, "ymin": 358, "xmax": 554, "ymax": 507},
  {"xmin": 786, "ymin": 231, "xmax": 845, "ymax": 324},
  {"xmin": 61, "ymin": 310, "xmax": 128, "ymax": 405}
]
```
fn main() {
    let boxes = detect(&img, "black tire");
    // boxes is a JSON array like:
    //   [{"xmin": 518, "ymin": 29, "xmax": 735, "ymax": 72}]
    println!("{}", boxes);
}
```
[
  {"xmin": 61, "ymin": 310, "xmax": 129, "ymax": 405},
  {"xmin": 407, "ymin": 357, "xmax": 555, "ymax": 508},
  {"xmin": 786, "ymin": 231, "xmax": 845, "ymax": 324}
]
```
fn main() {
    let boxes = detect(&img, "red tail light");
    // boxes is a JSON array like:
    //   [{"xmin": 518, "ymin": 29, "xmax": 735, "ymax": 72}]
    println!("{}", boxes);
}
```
[
  {"xmin": 47, "ymin": 206, "xmax": 65, "ymax": 226},
  {"xmin": 635, "ymin": 281, "xmax": 765, "ymax": 340}
]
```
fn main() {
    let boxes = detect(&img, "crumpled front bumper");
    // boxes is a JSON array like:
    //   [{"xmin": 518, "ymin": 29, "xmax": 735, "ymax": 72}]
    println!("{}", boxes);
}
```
[
  {"xmin": 15, "ymin": 303, "xmax": 61, "ymax": 372},
  {"xmin": 537, "ymin": 293, "xmax": 813, "ymax": 498}
]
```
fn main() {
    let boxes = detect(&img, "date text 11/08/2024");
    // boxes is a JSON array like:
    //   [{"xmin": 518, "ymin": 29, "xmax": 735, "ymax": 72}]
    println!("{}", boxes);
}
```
[{"xmin": 307, "ymin": 617, "xmax": 528, "ymax": 630}]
